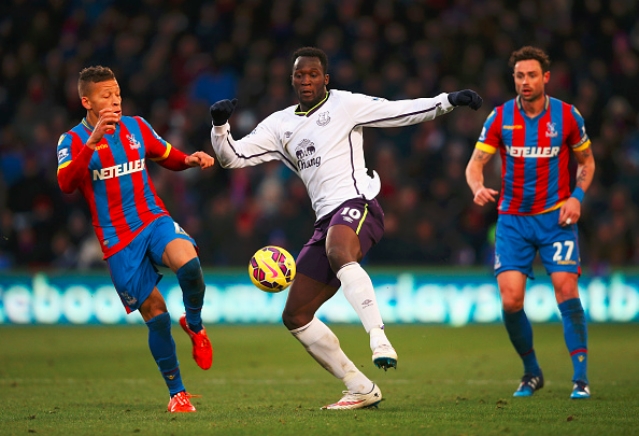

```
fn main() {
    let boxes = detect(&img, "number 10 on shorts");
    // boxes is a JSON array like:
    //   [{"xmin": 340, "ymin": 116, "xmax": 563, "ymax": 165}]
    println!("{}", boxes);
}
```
[{"xmin": 341, "ymin": 207, "xmax": 362, "ymax": 221}]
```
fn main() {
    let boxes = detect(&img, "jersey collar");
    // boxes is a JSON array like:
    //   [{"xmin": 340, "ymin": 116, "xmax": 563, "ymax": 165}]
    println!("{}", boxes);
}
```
[
  {"xmin": 81, "ymin": 117, "xmax": 95, "ymax": 131},
  {"xmin": 515, "ymin": 94, "xmax": 549, "ymax": 114},
  {"xmin": 295, "ymin": 91, "xmax": 329, "ymax": 117},
  {"xmin": 82, "ymin": 117, "xmax": 120, "ymax": 133}
]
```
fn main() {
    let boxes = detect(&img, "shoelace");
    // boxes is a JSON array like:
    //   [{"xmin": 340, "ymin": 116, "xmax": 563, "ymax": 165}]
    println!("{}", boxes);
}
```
[
  {"xmin": 174, "ymin": 394, "xmax": 190, "ymax": 406},
  {"xmin": 173, "ymin": 392, "xmax": 202, "ymax": 404},
  {"xmin": 574, "ymin": 382, "xmax": 589, "ymax": 391},
  {"xmin": 521, "ymin": 375, "xmax": 541, "ymax": 388}
]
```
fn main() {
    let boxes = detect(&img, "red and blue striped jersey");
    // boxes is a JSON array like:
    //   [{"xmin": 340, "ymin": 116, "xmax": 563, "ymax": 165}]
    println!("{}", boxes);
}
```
[
  {"xmin": 57, "ymin": 116, "xmax": 174, "ymax": 258},
  {"xmin": 475, "ymin": 96, "xmax": 591, "ymax": 215}
]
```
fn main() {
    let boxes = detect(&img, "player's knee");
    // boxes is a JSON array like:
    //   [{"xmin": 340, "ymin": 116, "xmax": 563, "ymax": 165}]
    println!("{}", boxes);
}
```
[
  {"xmin": 501, "ymin": 293, "xmax": 525, "ymax": 313},
  {"xmin": 177, "ymin": 257, "xmax": 202, "ymax": 280},
  {"xmin": 140, "ymin": 292, "xmax": 168, "ymax": 321},
  {"xmin": 554, "ymin": 283, "xmax": 579, "ymax": 303},
  {"xmin": 326, "ymin": 248, "xmax": 342, "ymax": 272},
  {"xmin": 146, "ymin": 311, "xmax": 171, "ymax": 330},
  {"xmin": 327, "ymin": 247, "xmax": 354, "ymax": 272},
  {"xmin": 281, "ymin": 309, "xmax": 297, "ymax": 330},
  {"xmin": 282, "ymin": 308, "xmax": 311, "ymax": 330}
]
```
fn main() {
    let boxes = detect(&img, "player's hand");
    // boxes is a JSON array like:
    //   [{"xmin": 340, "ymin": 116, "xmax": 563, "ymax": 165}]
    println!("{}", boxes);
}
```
[
  {"xmin": 86, "ymin": 108, "xmax": 120, "ymax": 149},
  {"xmin": 473, "ymin": 186, "xmax": 499, "ymax": 206},
  {"xmin": 210, "ymin": 99, "xmax": 238, "ymax": 126},
  {"xmin": 559, "ymin": 198, "xmax": 581, "ymax": 226},
  {"xmin": 185, "ymin": 151, "xmax": 215, "ymax": 169},
  {"xmin": 448, "ymin": 90, "xmax": 483, "ymax": 110}
]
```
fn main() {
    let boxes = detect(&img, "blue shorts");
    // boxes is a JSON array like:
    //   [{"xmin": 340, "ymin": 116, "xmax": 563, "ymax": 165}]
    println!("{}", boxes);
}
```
[
  {"xmin": 296, "ymin": 198, "xmax": 384, "ymax": 288},
  {"xmin": 495, "ymin": 209, "xmax": 581, "ymax": 279},
  {"xmin": 106, "ymin": 216, "xmax": 196, "ymax": 313}
]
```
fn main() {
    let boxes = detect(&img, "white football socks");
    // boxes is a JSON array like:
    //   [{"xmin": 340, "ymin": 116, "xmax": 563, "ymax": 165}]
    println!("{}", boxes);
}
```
[
  {"xmin": 337, "ymin": 262, "xmax": 383, "ymax": 333},
  {"xmin": 337, "ymin": 262, "xmax": 391, "ymax": 350},
  {"xmin": 290, "ymin": 317, "xmax": 373, "ymax": 394},
  {"xmin": 369, "ymin": 327, "xmax": 389, "ymax": 351}
]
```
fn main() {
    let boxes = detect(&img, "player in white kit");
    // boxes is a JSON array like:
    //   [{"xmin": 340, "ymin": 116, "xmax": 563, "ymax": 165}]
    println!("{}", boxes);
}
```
[{"xmin": 209, "ymin": 47, "xmax": 482, "ymax": 409}]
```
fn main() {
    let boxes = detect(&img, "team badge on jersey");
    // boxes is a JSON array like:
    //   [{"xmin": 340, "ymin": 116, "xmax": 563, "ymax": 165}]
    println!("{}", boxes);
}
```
[
  {"xmin": 316, "ymin": 111, "xmax": 331, "ymax": 127},
  {"xmin": 127, "ymin": 133, "xmax": 141, "ymax": 149},
  {"xmin": 545, "ymin": 122, "xmax": 558, "ymax": 138}
]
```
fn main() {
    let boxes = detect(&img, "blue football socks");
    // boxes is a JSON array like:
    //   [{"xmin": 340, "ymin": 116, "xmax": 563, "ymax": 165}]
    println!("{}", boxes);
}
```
[
  {"xmin": 146, "ymin": 312, "xmax": 185, "ymax": 396},
  {"xmin": 503, "ymin": 309, "xmax": 541, "ymax": 376},
  {"xmin": 177, "ymin": 258, "xmax": 205, "ymax": 333},
  {"xmin": 559, "ymin": 298, "xmax": 589, "ymax": 384}
]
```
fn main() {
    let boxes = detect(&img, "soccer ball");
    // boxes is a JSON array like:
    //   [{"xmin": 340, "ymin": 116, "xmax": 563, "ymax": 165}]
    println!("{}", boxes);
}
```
[{"xmin": 248, "ymin": 245, "xmax": 296, "ymax": 292}]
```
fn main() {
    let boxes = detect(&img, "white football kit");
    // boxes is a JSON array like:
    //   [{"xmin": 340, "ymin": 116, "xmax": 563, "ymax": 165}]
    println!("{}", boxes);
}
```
[{"xmin": 210, "ymin": 89, "xmax": 455, "ymax": 220}]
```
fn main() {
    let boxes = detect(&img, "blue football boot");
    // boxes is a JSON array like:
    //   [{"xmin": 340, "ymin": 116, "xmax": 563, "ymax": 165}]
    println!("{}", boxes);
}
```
[
  {"xmin": 570, "ymin": 381, "xmax": 591, "ymax": 399},
  {"xmin": 513, "ymin": 371, "xmax": 544, "ymax": 397}
]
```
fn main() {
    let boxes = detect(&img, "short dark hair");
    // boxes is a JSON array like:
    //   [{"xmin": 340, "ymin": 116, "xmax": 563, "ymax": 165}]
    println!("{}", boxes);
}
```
[
  {"xmin": 292, "ymin": 47, "xmax": 329, "ymax": 74},
  {"xmin": 78, "ymin": 66, "xmax": 116, "ymax": 97},
  {"xmin": 508, "ymin": 46, "xmax": 551, "ymax": 73}
]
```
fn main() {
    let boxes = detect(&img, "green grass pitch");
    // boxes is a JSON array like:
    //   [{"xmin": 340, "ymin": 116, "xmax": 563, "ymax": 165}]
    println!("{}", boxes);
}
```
[{"xmin": 1, "ymin": 323, "xmax": 638, "ymax": 436}]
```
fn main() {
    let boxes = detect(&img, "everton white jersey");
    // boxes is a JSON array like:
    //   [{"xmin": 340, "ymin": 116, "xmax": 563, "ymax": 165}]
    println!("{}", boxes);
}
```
[{"xmin": 210, "ymin": 89, "xmax": 455, "ymax": 220}]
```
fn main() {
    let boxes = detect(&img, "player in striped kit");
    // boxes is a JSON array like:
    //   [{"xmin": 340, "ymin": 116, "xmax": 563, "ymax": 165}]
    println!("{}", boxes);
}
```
[
  {"xmin": 209, "ymin": 47, "xmax": 482, "ymax": 409},
  {"xmin": 57, "ymin": 66, "xmax": 214, "ymax": 412},
  {"xmin": 466, "ymin": 46, "xmax": 595, "ymax": 399}
]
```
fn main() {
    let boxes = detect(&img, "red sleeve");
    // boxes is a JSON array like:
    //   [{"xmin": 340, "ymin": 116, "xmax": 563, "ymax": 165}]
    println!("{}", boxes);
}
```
[
  {"xmin": 154, "ymin": 146, "xmax": 191, "ymax": 171},
  {"xmin": 57, "ymin": 141, "xmax": 95, "ymax": 194}
]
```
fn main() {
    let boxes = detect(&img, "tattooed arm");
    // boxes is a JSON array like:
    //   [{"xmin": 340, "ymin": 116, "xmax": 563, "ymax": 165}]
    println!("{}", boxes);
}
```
[
  {"xmin": 573, "ymin": 146, "xmax": 596, "ymax": 193},
  {"xmin": 465, "ymin": 147, "xmax": 499, "ymax": 206},
  {"xmin": 558, "ymin": 145, "xmax": 596, "ymax": 226}
]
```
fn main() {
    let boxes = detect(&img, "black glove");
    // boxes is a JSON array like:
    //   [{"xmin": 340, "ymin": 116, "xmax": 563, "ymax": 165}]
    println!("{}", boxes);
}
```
[
  {"xmin": 210, "ymin": 98, "xmax": 238, "ymax": 126},
  {"xmin": 447, "ymin": 90, "xmax": 483, "ymax": 110}
]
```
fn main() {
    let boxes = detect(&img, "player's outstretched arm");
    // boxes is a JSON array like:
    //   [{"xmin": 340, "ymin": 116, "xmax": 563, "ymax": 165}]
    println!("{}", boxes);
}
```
[
  {"xmin": 448, "ymin": 90, "xmax": 483, "ymax": 110},
  {"xmin": 185, "ymin": 151, "xmax": 215, "ymax": 169},
  {"xmin": 209, "ymin": 99, "xmax": 288, "ymax": 170},
  {"xmin": 466, "ymin": 148, "xmax": 498, "ymax": 206},
  {"xmin": 152, "ymin": 146, "xmax": 213, "ymax": 171}
]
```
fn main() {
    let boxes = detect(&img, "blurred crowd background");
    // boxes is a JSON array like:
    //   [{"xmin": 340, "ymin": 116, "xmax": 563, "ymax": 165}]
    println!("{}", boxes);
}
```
[{"xmin": 1, "ymin": 0, "xmax": 638, "ymax": 273}]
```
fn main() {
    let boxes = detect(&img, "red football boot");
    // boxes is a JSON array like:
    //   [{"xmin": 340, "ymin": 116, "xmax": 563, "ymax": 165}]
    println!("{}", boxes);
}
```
[
  {"xmin": 179, "ymin": 314, "xmax": 213, "ymax": 370},
  {"xmin": 167, "ymin": 391, "xmax": 197, "ymax": 413}
]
